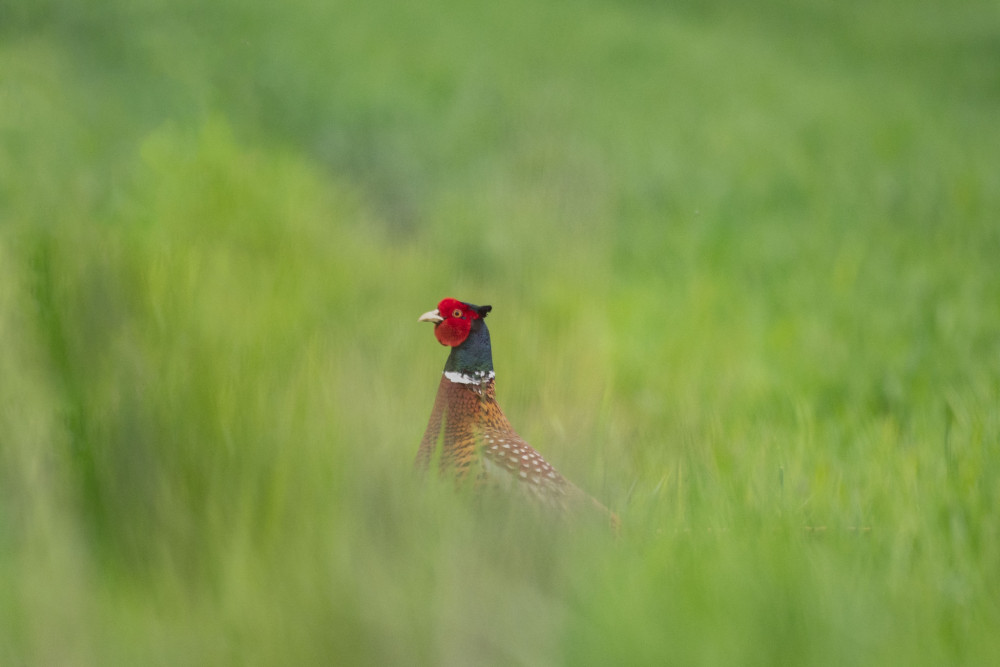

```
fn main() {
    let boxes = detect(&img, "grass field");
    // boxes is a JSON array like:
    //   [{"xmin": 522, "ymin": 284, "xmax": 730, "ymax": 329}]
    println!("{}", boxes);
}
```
[{"xmin": 2, "ymin": 0, "xmax": 999, "ymax": 664}]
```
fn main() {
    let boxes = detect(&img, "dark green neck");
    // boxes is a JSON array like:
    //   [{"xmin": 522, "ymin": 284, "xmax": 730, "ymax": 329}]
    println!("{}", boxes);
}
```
[{"xmin": 444, "ymin": 318, "xmax": 494, "ymax": 375}]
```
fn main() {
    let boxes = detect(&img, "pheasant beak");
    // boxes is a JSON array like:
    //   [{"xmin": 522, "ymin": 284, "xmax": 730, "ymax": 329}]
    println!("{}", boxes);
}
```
[{"xmin": 418, "ymin": 308, "xmax": 444, "ymax": 324}]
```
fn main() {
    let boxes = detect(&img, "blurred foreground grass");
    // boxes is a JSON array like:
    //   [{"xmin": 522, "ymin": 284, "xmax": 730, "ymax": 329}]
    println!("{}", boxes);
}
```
[{"xmin": 2, "ymin": 0, "xmax": 999, "ymax": 664}]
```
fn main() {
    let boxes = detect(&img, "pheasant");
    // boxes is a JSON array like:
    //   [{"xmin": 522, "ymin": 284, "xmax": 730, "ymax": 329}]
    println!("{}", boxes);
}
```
[{"xmin": 416, "ymin": 297, "xmax": 617, "ymax": 526}]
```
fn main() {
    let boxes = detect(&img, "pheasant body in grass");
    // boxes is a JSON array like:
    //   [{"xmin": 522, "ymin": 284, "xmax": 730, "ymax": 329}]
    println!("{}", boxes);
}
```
[{"xmin": 416, "ymin": 298, "xmax": 616, "ymax": 524}]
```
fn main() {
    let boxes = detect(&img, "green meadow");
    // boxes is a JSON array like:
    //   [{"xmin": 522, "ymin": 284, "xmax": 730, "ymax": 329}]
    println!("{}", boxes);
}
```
[{"xmin": 2, "ymin": 0, "xmax": 999, "ymax": 663}]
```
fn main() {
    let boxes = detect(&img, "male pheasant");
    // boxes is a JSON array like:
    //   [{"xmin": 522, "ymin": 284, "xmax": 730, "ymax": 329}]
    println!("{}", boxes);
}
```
[{"xmin": 416, "ymin": 297, "xmax": 616, "ymax": 526}]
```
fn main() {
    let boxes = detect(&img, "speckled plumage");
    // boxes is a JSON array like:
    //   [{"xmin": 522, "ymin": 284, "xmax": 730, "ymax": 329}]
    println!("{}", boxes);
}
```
[{"xmin": 415, "ymin": 373, "xmax": 575, "ymax": 507}]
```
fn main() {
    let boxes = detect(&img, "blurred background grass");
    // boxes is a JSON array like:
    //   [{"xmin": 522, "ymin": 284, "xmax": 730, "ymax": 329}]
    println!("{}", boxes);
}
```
[{"xmin": 2, "ymin": 0, "xmax": 999, "ymax": 664}]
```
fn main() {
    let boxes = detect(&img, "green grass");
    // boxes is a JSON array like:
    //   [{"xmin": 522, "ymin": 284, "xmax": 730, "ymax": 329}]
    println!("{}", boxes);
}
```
[{"xmin": 2, "ymin": 0, "xmax": 999, "ymax": 663}]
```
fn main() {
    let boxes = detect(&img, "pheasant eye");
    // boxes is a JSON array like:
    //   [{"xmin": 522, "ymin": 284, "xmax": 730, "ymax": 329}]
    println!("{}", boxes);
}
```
[{"xmin": 452, "ymin": 308, "xmax": 464, "ymax": 318}]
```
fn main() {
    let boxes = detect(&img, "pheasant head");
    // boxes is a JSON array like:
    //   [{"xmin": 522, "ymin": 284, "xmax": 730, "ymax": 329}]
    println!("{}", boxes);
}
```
[{"xmin": 418, "ymin": 297, "xmax": 495, "ymax": 382}]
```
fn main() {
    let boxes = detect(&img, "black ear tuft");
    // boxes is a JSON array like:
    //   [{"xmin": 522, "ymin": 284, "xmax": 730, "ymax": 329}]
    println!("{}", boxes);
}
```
[{"xmin": 477, "ymin": 305, "xmax": 492, "ymax": 318}]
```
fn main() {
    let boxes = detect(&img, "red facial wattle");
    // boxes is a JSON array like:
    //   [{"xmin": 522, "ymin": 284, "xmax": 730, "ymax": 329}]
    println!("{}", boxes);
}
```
[{"xmin": 432, "ymin": 298, "xmax": 480, "ymax": 347}]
